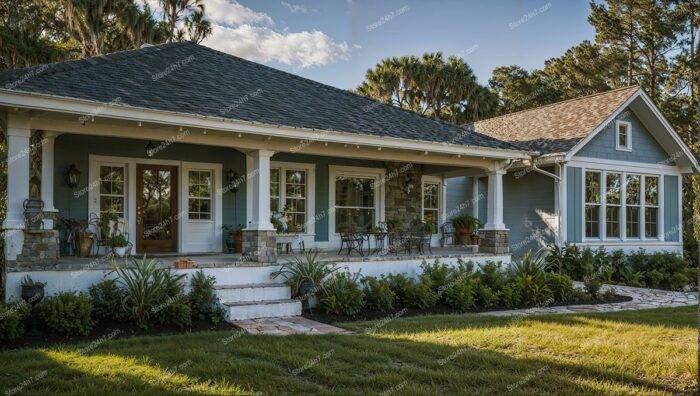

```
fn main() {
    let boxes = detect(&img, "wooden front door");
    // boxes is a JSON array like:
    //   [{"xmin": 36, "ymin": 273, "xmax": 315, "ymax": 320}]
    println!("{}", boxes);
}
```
[{"xmin": 136, "ymin": 164, "xmax": 178, "ymax": 253}]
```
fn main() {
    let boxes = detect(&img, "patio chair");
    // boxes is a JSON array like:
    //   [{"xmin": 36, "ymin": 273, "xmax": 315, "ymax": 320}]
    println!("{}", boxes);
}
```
[
  {"xmin": 411, "ymin": 220, "xmax": 433, "ymax": 255},
  {"xmin": 440, "ymin": 221, "xmax": 456, "ymax": 247},
  {"xmin": 87, "ymin": 213, "xmax": 110, "ymax": 257},
  {"xmin": 338, "ymin": 225, "xmax": 364, "ymax": 256}
]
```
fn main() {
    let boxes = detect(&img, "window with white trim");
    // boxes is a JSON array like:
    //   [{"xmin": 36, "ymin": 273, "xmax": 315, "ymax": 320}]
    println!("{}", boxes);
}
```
[
  {"xmin": 616, "ymin": 121, "xmax": 632, "ymax": 151},
  {"xmin": 188, "ymin": 170, "xmax": 212, "ymax": 220},
  {"xmin": 334, "ymin": 176, "xmax": 375, "ymax": 232},
  {"xmin": 584, "ymin": 171, "xmax": 601, "ymax": 238},
  {"xmin": 605, "ymin": 173, "xmax": 621, "ymax": 238},
  {"xmin": 270, "ymin": 167, "xmax": 307, "ymax": 232},
  {"xmin": 626, "ymin": 174, "xmax": 641, "ymax": 238},
  {"xmin": 645, "ymin": 176, "xmax": 659, "ymax": 238},
  {"xmin": 99, "ymin": 165, "xmax": 126, "ymax": 218},
  {"xmin": 422, "ymin": 181, "xmax": 440, "ymax": 235}
]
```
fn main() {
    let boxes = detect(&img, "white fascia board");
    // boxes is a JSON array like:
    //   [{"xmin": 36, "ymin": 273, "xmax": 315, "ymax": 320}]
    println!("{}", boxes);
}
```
[{"xmin": 0, "ymin": 89, "xmax": 532, "ymax": 161}]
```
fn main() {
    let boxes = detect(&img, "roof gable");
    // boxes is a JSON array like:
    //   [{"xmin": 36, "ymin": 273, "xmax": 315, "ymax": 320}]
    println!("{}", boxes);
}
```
[{"xmin": 0, "ymin": 42, "xmax": 518, "ymax": 152}]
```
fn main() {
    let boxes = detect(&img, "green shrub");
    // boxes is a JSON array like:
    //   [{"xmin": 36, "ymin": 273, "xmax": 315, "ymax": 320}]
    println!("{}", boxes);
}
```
[
  {"xmin": 669, "ymin": 272, "xmax": 690, "ymax": 291},
  {"xmin": 620, "ymin": 270, "xmax": 645, "ymax": 288},
  {"xmin": 645, "ymin": 270, "xmax": 664, "ymax": 289},
  {"xmin": 546, "ymin": 273, "xmax": 575, "ymax": 303},
  {"xmin": 89, "ymin": 279, "xmax": 127, "ymax": 322},
  {"xmin": 477, "ymin": 261, "xmax": 506, "ymax": 290},
  {"xmin": 515, "ymin": 275, "xmax": 553, "ymax": 307},
  {"xmin": 152, "ymin": 270, "xmax": 191, "ymax": 328},
  {"xmin": 0, "ymin": 302, "xmax": 30, "ymax": 343},
  {"xmin": 420, "ymin": 259, "xmax": 453, "ymax": 293},
  {"xmin": 361, "ymin": 276, "xmax": 395, "ymax": 312},
  {"xmin": 113, "ymin": 256, "xmax": 171, "ymax": 328},
  {"xmin": 443, "ymin": 278, "xmax": 475, "ymax": 311},
  {"xmin": 271, "ymin": 250, "xmax": 339, "ymax": 296},
  {"xmin": 499, "ymin": 283, "xmax": 521, "ymax": 308},
  {"xmin": 474, "ymin": 282, "xmax": 498, "ymax": 308},
  {"xmin": 388, "ymin": 273, "xmax": 437, "ymax": 309},
  {"xmin": 583, "ymin": 276, "xmax": 602, "ymax": 299},
  {"xmin": 39, "ymin": 292, "xmax": 94, "ymax": 336},
  {"xmin": 319, "ymin": 272, "xmax": 365, "ymax": 317},
  {"xmin": 189, "ymin": 270, "xmax": 224, "ymax": 324}
]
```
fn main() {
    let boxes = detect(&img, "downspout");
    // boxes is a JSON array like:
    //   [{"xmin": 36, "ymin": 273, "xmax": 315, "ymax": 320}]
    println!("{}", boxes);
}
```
[{"xmin": 530, "ymin": 160, "xmax": 561, "ymax": 181}]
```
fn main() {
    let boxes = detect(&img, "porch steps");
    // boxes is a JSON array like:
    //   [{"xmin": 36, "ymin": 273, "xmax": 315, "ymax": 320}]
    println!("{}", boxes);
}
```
[{"xmin": 215, "ymin": 283, "xmax": 302, "ymax": 321}]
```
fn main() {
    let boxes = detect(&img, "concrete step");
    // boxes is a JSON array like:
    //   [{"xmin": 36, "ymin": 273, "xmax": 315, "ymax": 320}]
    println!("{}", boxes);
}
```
[
  {"xmin": 214, "ymin": 283, "xmax": 291, "ymax": 302},
  {"xmin": 223, "ymin": 299, "xmax": 302, "ymax": 320}
]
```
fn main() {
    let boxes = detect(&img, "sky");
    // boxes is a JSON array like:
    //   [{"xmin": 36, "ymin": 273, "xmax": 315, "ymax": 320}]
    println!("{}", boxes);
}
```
[{"xmin": 183, "ymin": 0, "xmax": 597, "ymax": 89}]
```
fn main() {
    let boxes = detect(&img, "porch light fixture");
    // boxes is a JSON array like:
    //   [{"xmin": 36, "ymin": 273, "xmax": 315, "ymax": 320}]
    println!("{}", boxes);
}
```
[
  {"xmin": 66, "ymin": 164, "xmax": 81, "ymax": 188},
  {"xmin": 145, "ymin": 141, "xmax": 156, "ymax": 158},
  {"xmin": 227, "ymin": 168, "xmax": 239, "ymax": 193},
  {"xmin": 405, "ymin": 175, "xmax": 414, "ymax": 195}
]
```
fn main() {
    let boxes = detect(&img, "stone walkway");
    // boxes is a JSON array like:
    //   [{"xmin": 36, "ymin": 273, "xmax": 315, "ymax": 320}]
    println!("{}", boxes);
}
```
[
  {"xmin": 231, "ymin": 316, "xmax": 353, "ymax": 335},
  {"xmin": 479, "ymin": 282, "xmax": 698, "ymax": 317}
]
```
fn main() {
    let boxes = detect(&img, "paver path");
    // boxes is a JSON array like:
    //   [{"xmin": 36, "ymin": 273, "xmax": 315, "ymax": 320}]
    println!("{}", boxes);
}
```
[
  {"xmin": 479, "ymin": 282, "xmax": 698, "ymax": 317},
  {"xmin": 234, "ymin": 283, "xmax": 697, "ymax": 334},
  {"xmin": 232, "ymin": 316, "xmax": 352, "ymax": 335}
]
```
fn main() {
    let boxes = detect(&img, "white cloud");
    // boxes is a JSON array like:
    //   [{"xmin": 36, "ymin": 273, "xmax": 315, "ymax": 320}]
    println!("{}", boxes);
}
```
[
  {"xmin": 281, "ymin": 1, "xmax": 317, "ymax": 14},
  {"xmin": 205, "ymin": 24, "xmax": 348, "ymax": 68},
  {"xmin": 201, "ymin": 0, "xmax": 347, "ymax": 68},
  {"xmin": 205, "ymin": 0, "xmax": 274, "ymax": 26}
]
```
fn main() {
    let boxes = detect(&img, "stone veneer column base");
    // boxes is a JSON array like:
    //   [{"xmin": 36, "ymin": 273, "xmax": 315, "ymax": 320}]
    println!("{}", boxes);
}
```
[
  {"xmin": 478, "ymin": 229, "xmax": 509, "ymax": 254},
  {"xmin": 13, "ymin": 229, "xmax": 60, "ymax": 269},
  {"xmin": 242, "ymin": 230, "xmax": 277, "ymax": 264}
]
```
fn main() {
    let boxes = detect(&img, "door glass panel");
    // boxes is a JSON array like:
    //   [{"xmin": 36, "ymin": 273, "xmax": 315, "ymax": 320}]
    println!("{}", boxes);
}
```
[{"xmin": 142, "ymin": 169, "xmax": 172, "ymax": 241}]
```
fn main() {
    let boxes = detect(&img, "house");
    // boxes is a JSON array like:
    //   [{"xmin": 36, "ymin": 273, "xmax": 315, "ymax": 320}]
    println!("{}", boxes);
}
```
[
  {"xmin": 1, "ymin": 42, "xmax": 696, "ymax": 318},
  {"xmin": 448, "ymin": 86, "xmax": 700, "ymax": 256}
]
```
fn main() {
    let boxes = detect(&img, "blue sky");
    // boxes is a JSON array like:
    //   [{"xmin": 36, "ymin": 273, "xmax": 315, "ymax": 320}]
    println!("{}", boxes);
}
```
[{"xmin": 198, "ymin": 0, "xmax": 596, "ymax": 89}]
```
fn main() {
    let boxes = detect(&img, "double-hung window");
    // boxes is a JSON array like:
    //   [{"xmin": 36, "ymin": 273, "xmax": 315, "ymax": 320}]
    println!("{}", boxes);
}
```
[
  {"xmin": 99, "ymin": 165, "xmax": 126, "ymax": 218},
  {"xmin": 334, "ymin": 176, "xmax": 375, "ymax": 232},
  {"xmin": 584, "ymin": 171, "xmax": 601, "ymax": 238},
  {"xmin": 605, "ymin": 173, "xmax": 621, "ymax": 238},
  {"xmin": 270, "ymin": 167, "xmax": 307, "ymax": 232},
  {"xmin": 188, "ymin": 170, "xmax": 212, "ymax": 220},
  {"xmin": 616, "ymin": 121, "xmax": 632, "ymax": 151},
  {"xmin": 626, "ymin": 175, "xmax": 641, "ymax": 238},
  {"xmin": 645, "ymin": 176, "xmax": 659, "ymax": 238},
  {"xmin": 422, "ymin": 181, "xmax": 440, "ymax": 235}
]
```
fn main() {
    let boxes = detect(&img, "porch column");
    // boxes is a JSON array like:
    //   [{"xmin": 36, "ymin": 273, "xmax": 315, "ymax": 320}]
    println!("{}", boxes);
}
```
[
  {"xmin": 41, "ymin": 132, "xmax": 58, "ymax": 229},
  {"xmin": 4, "ymin": 113, "xmax": 31, "ymax": 260},
  {"xmin": 243, "ymin": 149, "xmax": 277, "ymax": 263},
  {"xmin": 479, "ymin": 169, "xmax": 509, "ymax": 254}
]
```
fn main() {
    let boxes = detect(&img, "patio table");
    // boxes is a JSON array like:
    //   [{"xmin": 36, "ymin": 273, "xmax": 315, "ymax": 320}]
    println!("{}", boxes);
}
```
[{"xmin": 359, "ymin": 231, "xmax": 389, "ymax": 255}]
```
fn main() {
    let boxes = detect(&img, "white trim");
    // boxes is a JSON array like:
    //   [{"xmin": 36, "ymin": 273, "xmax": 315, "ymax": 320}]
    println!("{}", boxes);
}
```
[
  {"xmin": 328, "ymin": 165, "xmax": 386, "ymax": 246},
  {"xmin": 88, "ymin": 154, "xmax": 223, "ymax": 253},
  {"xmin": 557, "ymin": 163, "xmax": 567, "ymax": 244},
  {"xmin": 569, "ymin": 157, "xmax": 681, "ymax": 174},
  {"xmin": 421, "ymin": 175, "xmax": 443, "ymax": 241},
  {"xmin": 269, "ymin": 160, "xmax": 316, "ymax": 239},
  {"xmin": 615, "ymin": 120, "xmax": 632, "ymax": 151},
  {"xmin": 0, "ymin": 90, "xmax": 532, "ymax": 160},
  {"xmin": 181, "ymin": 162, "xmax": 223, "ymax": 253}
]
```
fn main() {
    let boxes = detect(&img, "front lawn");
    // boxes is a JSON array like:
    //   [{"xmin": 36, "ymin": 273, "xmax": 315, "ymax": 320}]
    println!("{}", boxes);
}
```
[{"xmin": 0, "ymin": 307, "xmax": 695, "ymax": 395}]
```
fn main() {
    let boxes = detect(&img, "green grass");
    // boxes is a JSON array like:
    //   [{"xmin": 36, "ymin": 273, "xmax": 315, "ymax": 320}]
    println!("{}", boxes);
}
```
[{"xmin": 0, "ymin": 307, "xmax": 696, "ymax": 395}]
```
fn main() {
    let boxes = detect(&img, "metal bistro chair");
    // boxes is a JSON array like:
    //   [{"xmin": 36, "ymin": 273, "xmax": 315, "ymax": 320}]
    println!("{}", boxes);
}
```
[
  {"xmin": 338, "ymin": 225, "xmax": 365, "ymax": 256},
  {"xmin": 411, "ymin": 220, "xmax": 433, "ymax": 255},
  {"xmin": 372, "ymin": 221, "xmax": 389, "ymax": 254},
  {"xmin": 440, "ymin": 221, "xmax": 456, "ymax": 247}
]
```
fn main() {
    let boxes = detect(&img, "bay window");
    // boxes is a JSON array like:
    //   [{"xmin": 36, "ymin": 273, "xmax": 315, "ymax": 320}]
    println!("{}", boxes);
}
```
[{"xmin": 584, "ymin": 170, "xmax": 662, "ymax": 240}]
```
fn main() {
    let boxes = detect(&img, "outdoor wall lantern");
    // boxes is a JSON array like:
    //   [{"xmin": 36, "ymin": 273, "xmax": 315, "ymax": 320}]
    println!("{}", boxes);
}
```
[
  {"xmin": 145, "ymin": 141, "xmax": 156, "ymax": 158},
  {"xmin": 227, "ymin": 168, "xmax": 239, "ymax": 193},
  {"xmin": 66, "ymin": 164, "xmax": 81, "ymax": 188},
  {"xmin": 405, "ymin": 175, "xmax": 414, "ymax": 195}
]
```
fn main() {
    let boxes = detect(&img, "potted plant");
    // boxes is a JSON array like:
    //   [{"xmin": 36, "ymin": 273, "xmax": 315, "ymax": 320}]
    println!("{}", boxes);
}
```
[
  {"xmin": 425, "ymin": 222, "xmax": 436, "ymax": 235},
  {"xmin": 369, "ymin": 226, "xmax": 383, "ymax": 233},
  {"xmin": 452, "ymin": 214, "xmax": 480, "ymax": 245},
  {"xmin": 470, "ymin": 231, "xmax": 480, "ymax": 245},
  {"xmin": 21, "ymin": 275, "xmax": 46, "ymax": 305},
  {"xmin": 386, "ymin": 218, "xmax": 402, "ymax": 233},
  {"xmin": 270, "ymin": 214, "xmax": 284, "ymax": 233},
  {"xmin": 222, "ymin": 224, "xmax": 244, "ymax": 253},
  {"xmin": 109, "ymin": 233, "xmax": 129, "ymax": 257},
  {"xmin": 270, "ymin": 250, "xmax": 339, "ymax": 310}
]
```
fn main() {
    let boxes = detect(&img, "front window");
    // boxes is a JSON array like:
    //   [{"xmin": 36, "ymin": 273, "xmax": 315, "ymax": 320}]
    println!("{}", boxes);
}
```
[
  {"xmin": 335, "ymin": 176, "xmax": 375, "ymax": 232},
  {"xmin": 584, "ymin": 171, "xmax": 601, "ymax": 238},
  {"xmin": 422, "ymin": 182, "xmax": 439, "ymax": 234},
  {"xmin": 626, "ymin": 175, "xmax": 640, "ymax": 238},
  {"xmin": 270, "ymin": 167, "xmax": 307, "ymax": 232},
  {"xmin": 616, "ymin": 121, "xmax": 632, "ymax": 151},
  {"xmin": 605, "ymin": 173, "xmax": 621, "ymax": 238},
  {"xmin": 645, "ymin": 176, "xmax": 659, "ymax": 238},
  {"xmin": 99, "ymin": 165, "xmax": 125, "ymax": 218},
  {"xmin": 188, "ymin": 170, "xmax": 212, "ymax": 220}
]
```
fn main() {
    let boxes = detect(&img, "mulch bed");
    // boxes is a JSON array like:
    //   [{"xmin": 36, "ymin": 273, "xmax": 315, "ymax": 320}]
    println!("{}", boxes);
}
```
[
  {"xmin": 303, "ymin": 294, "xmax": 634, "ymax": 323},
  {"xmin": 2, "ymin": 318, "xmax": 238, "ymax": 351}
]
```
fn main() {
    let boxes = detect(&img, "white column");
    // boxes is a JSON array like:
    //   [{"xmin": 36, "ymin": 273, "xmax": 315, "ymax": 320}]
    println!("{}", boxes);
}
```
[
  {"xmin": 41, "ymin": 133, "xmax": 58, "ymax": 229},
  {"xmin": 4, "ymin": 112, "xmax": 31, "ymax": 260},
  {"xmin": 472, "ymin": 177, "xmax": 480, "ymax": 218},
  {"xmin": 245, "ymin": 149, "xmax": 275, "ymax": 231},
  {"xmin": 483, "ymin": 169, "xmax": 506, "ymax": 230}
]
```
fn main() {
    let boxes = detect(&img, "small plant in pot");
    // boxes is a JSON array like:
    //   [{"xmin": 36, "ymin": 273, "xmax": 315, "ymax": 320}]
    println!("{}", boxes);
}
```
[
  {"xmin": 270, "ymin": 250, "xmax": 339, "ymax": 311},
  {"xmin": 470, "ymin": 231, "xmax": 479, "ymax": 245},
  {"xmin": 452, "ymin": 214, "xmax": 480, "ymax": 245},
  {"xmin": 386, "ymin": 218, "xmax": 402, "ymax": 233},
  {"xmin": 21, "ymin": 275, "xmax": 46, "ymax": 305},
  {"xmin": 109, "ymin": 233, "xmax": 129, "ymax": 257},
  {"xmin": 222, "ymin": 224, "xmax": 244, "ymax": 253}
]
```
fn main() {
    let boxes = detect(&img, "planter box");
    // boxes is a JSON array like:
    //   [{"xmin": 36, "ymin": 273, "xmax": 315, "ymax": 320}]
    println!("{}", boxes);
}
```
[{"xmin": 174, "ymin": 259, "xmax": 195, "ymax": 269}]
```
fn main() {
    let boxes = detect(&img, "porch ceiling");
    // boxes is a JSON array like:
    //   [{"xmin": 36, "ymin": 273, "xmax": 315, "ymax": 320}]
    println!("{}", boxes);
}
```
[{"xmin": 7, "ymin": 106, "xmax": 518, "ymax": 170}]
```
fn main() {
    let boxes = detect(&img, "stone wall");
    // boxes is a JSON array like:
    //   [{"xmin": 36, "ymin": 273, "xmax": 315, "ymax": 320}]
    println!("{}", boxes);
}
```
[
  {"xmin": 242, "ymin": 230, "xmax": 277, "ymax": 264},
  {"xmin": 11, "ymin": 230, "xmax": 60, "ymax": 270},
  {"xmin": 384, "ymin": 162, "xmax": 423, "ymax": 228},
  {"xmin": 479, "ymin": 229, "xmax": 509, "ymax": 254}
]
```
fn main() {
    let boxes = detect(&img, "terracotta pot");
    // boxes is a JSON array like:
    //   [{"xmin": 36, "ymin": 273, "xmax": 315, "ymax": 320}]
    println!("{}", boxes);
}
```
[
  {"xmin": 174, "ymin": 259, "xmax": 195, "ymax": 269},
  {"xmin": 470, "ymin": 235, "xmax": 479, "ymax": 245},
  {"xmin": 77, "ymin": 232, "xmax": 93, "ymax": 257},
  {"xmin": 455, "ymin": 224, "xmax": 471, "ymax": 245},
  {"xmin": 231, "ymin": 231, "xmax": 243, "ymax": 253},
  {"xmin": 387, "ymin": 226, "xmax": 396, "ymax": 233}
]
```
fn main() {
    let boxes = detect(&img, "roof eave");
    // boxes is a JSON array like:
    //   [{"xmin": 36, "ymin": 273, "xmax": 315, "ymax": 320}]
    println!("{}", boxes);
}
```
[{"xmin": 0, "ymin": 89, "xmax": 532, "ymax": 160}]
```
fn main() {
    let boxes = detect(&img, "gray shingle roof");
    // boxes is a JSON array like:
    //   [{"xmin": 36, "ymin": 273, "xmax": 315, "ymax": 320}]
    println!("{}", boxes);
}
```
[
  {"xmin": 0, "ymin": 42, "xmax": 520, "ymax": 152},
  {"xmin": 468, "ymin": 86, "xmax": 641, "ymax": 154}
]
